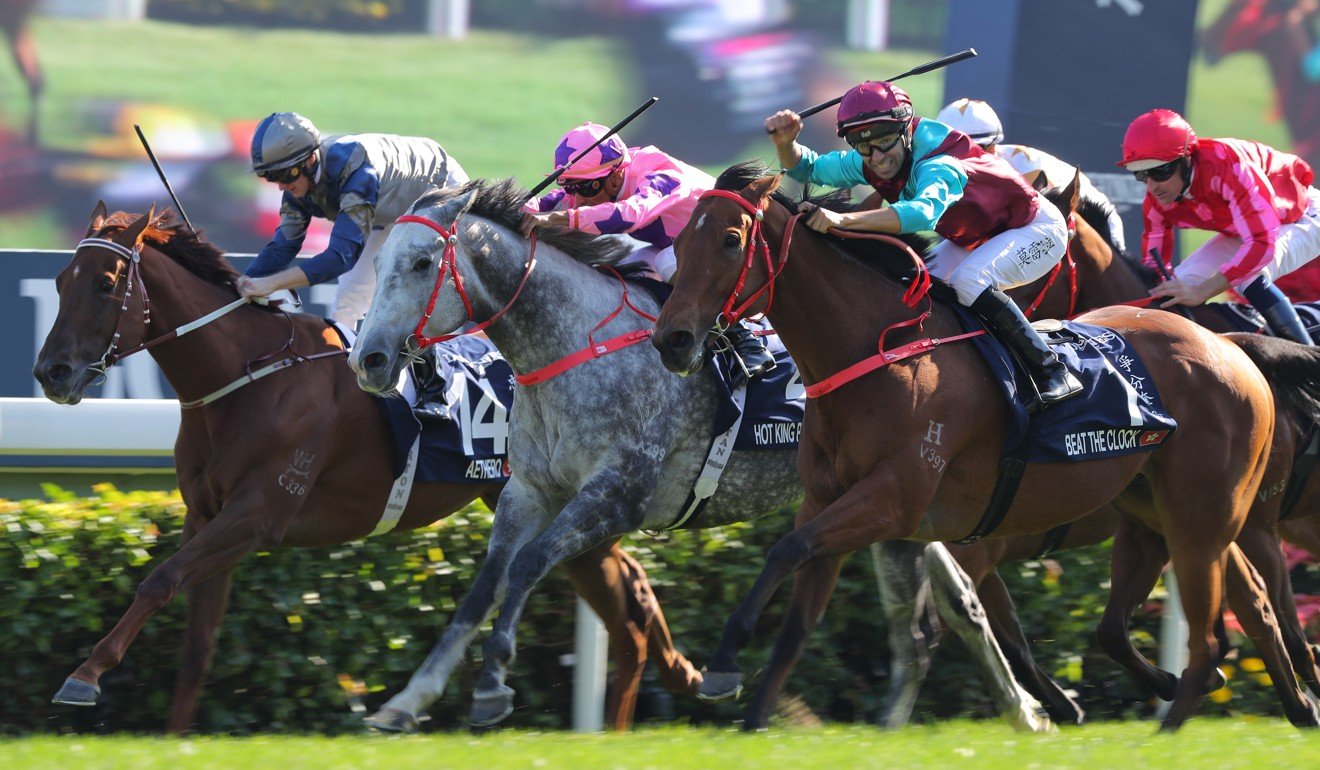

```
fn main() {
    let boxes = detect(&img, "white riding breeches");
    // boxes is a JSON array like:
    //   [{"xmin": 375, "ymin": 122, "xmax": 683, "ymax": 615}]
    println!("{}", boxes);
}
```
[
  {"xmin": 1174, "ymin": 187, "xmax": 1320, "ymax": 289},
  {"xmin": 330, "ymin": 225, "xmax": 391, "ymax": 328},
  {"xmin": 927, "ymin": 197, "xmax": 1069, "ymax": 306},
  {"xmin": 627, "ymin": 243, "xmax": 679, "ymax": 282}
]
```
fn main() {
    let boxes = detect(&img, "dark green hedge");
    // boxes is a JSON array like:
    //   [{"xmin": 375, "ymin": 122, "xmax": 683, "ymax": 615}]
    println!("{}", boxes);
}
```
[{"xmin": 0, "ymin": 484, "xmax": 1288, "ymax": 734}]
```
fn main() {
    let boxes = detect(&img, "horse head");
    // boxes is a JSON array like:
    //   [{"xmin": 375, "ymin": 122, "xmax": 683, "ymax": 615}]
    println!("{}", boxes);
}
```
[
  {"xmin": 34, "ymin": 201, "xmax": 157, "ymax": 404},
  {"xmin": 654, "ymin": 168, "xmax": 785, "ymax": 377},
  {"xmin": 352, "ymin": 184, "xmax": 480, "ymax": 394}
]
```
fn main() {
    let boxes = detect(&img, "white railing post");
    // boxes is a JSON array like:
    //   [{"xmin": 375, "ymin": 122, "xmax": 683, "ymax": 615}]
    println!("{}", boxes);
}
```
[{"xmin": 572, "ymin": 597, "xmax": 607, "ymax": 732}]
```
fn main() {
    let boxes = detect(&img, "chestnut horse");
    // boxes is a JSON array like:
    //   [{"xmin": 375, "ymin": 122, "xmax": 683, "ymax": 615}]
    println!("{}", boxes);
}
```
[
  {"xmin": 652, "ymin": 162, "xmax": 1319, "ymax": 731},
  {"xmin": 31, "ymin": 203, "xmax": 700, "ymax": 732},
  {"xmin": 899, "ymin": 180, "xmax": 1320, "ymax": 726}
]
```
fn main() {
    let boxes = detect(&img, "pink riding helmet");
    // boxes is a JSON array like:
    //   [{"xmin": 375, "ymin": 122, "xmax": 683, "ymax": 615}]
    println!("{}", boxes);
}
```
[
  {"xmin": 836, "ymin": 81, "xmax": 914, "ymax": 137},
  {"xmin": 552, "ymin": 122, "xmax": 632, "ymax": 180}
]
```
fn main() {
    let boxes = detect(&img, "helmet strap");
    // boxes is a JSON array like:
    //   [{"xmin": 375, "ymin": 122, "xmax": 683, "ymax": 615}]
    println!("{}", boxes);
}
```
[{"xmin": 1175, "ymin": 156, "xmax": 1193, "ymax": 201}]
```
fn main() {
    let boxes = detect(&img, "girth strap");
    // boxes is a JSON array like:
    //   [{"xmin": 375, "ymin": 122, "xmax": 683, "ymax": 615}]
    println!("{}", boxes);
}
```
[
  {"xmin": 1032, "ymin": 523, "xmax": 1073, "ymax": 560},
  {"xmin": 655, "ymin": 381, "xmax": 750, "ymax": 532},
  {"xmin": 1280, "ymin": 425, "xmax": 1320, "ymax": 521}
]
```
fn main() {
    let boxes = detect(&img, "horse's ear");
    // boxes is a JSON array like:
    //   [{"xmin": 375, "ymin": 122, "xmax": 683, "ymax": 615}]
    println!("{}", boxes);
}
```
[
  {"xmin": 744, "ymin": 174, "xmax": 782, "ymax": 208},
  {"xmin": 452, "ymin": 189, "xmax": 478, "ymax": 216},
  {"xmin": 118, "ymin": 205, "xmax": 155, "ymax": 248},
  {"xmin": 85, "ymin": 200, "xmax": 108, "ymax": 238}
]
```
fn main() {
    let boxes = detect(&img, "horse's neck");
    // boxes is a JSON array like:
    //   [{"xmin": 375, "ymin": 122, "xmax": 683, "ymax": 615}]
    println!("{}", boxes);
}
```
[
  {"xmin": 137, "ymin": 250, "xmax": 292, "ymax": 398},
  {"xmin": 767, "ymin": 217, "xmax": 954, "ymax": 385},
  {"xmin": 463, "ymin": 224, "xmax": 654, "ymax": 375},
  {"xmin": 1076, "ymin": 232, "xmax": 1151, "ymax": 311}
]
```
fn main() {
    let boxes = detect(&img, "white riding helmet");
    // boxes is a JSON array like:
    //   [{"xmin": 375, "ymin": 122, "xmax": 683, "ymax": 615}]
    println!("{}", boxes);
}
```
[{"xmin": 936, "ymin": 98, "xmax": 1004, "ymax": 148}]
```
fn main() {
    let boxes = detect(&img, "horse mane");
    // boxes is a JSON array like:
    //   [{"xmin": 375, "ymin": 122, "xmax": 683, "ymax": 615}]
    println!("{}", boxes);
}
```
[
  {"xmin": 714, "ymin": 159, "xmax": 946, "ymax": 294},
  {"xmin": 96, "ymin": 210, "xmax": 240, "ymax": 286},
  {"xmin": 411, "ymin": 178, "xmax": 636, "ymax": 268}
]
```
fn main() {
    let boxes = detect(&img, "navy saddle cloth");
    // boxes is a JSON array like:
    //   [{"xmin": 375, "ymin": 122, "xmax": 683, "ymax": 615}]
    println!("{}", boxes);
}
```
[
  {"xmin": 629, "ymin": 277, "xmax": 806, "ymax": 452},
  {"xmin": 375, "ymin": 334, "xmax": 515, "ymax": 485},
  {"xmin": 949, "ymin": 305, "xmax": 1178, "ymax": 462}
]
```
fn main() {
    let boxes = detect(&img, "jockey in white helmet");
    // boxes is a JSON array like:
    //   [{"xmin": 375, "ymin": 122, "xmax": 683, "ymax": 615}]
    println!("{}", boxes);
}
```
[{"xmin": 937, "ymin": 98, "xmax": 1129, "ymax": 257}]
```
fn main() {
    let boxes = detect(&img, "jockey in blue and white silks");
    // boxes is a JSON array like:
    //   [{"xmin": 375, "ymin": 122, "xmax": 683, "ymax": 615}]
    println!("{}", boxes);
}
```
[{"xmin": 239, "ymin": 112, "xmax": 468, "ymax": 327}]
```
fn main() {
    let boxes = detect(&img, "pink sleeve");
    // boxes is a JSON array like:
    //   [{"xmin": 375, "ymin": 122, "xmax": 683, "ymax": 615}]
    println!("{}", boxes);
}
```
[
  {"xmin": 1140, "ymin": 198, "xmax": 1175, "ymax": 271},
  {"xmin": 522, "ymin": 189, "xmax": 568, "ymax": 215},
  {"xmin": 1217, "ymin": 162, "xmax": 1281, "ymax": 285}
]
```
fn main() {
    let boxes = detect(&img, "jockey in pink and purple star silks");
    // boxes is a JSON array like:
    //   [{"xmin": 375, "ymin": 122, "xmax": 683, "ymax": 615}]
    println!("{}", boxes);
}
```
[
  {"xmin": 522, "ymin": 121, "xmax": 776, "ymax": 381},
  {"xmin": 522, "ymin": 122, "xmax": 714, "ymax": 282}
]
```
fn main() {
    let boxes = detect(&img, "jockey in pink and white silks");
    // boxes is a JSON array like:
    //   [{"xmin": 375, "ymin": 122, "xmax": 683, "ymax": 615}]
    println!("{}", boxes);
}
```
[
  {"xmin": 522, "ymin": 122, "xmax": 775, "ymax": 380},
  {"xmin": 937, "ymin": 98, "xmax": 1129, "ymax": 257},
  {"xmin": 764, "ymin": 80, "xmax": 1082, "ymax": 408},
  {"xmin": 1119, "ymin": 108, "xmax": 1320, "ymax": 344}
]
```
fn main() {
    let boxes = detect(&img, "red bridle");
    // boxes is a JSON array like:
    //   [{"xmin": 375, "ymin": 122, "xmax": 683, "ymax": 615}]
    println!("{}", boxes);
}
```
[
  {"xmin": 697, "ymin": 189, "xmax": 799, "ymax": 327},
  {"xmin": 395, "ymin": 214, "xmax": 537, "ymax": 349}
]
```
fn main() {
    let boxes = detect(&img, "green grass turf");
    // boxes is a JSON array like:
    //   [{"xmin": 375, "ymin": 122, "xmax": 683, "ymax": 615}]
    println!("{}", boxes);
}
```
[{"xmin": 3, "ymin": 720, "xmax": 1318, "ymax": 770}]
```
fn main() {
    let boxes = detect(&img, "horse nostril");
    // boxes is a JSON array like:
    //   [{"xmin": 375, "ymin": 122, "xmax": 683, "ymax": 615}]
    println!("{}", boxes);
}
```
[
  {"xmin": 361, "ymin": 351, "xmax": 389, "ymax": 374},
  {"xmin": 40, "ymin": 363, "xmax": 72, "ymax": 384},
  {"xmin": 665, "ymin": 329, "xmax": 695, "ymax": 353}
]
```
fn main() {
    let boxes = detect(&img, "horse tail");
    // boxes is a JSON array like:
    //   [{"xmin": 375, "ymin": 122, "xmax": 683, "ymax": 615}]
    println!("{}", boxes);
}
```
[{"xmin": 1222, "ymin": 332, "xmax": 1320, "ymax": 427}]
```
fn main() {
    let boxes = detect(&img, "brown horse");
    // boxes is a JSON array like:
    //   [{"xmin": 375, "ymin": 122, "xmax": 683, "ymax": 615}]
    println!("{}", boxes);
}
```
[
  {"xmin": 0, "ymin": 0, "xmax": 41, "ymax": 145},
  {"xmin": 652, "ymin": 162, "xmax": 1318, "ymax": 731},
  {"xmin": 31, "ymin": 203, "xmax": 700, "ymax": 733},
  {"xmin": 926, "ymin": 179, "xmax": 1320, "ymax": 724}
]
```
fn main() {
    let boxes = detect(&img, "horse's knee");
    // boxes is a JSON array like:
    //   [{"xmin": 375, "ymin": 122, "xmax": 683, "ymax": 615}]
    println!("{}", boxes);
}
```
[
  {"xmin": 135, "ymin": 572, "xmax": 181, "ymax": 609},
  {"xmin": 1094, "ymin": 623, "xmax": 1130, "ymax": 660}
]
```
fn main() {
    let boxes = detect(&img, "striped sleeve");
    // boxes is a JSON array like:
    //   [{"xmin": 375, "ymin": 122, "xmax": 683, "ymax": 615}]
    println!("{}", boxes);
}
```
[
  {"xmin": 1215, "ymin": 161, "xmax": 1282, "ymax": 285},
  {"xmin": 1140, "ymin": 197, "xmax": 1176, "ymax": 272}
]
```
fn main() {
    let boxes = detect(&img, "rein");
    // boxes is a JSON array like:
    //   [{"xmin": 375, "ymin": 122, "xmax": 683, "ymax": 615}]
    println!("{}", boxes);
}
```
[
  {"xmin": 699, "ymin": 194, "xmax": 982, "ymax": 399},
  {"xmin": 75, "ymin": 237, "xmax": 346, "ymax": 409},
  {"xmin": 514, "ymin": 266, "xmax": 657, "ymax": 386},
  {"xmin": 395, "ymin": 213, "xmax": 537, "ymax": 349}
]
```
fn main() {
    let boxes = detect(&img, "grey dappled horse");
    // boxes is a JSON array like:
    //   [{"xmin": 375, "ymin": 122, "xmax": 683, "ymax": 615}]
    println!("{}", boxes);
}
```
[{"xmin": 348, "ymin": 178, "xmax": 1050, "ymax": 732}]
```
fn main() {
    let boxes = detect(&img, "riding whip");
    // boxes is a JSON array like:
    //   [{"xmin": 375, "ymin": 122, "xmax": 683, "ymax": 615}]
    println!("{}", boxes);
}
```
[
  {"xmin": 525, "ymin": 96, "xmax": 659, "ymax": 200},
  {"xmin": 133, "ymin": 124, "xmax": 197, "ymax": 234},
  {"xmin": 774, "ymin": 48, "xmax": 979, "ymax": 129}
]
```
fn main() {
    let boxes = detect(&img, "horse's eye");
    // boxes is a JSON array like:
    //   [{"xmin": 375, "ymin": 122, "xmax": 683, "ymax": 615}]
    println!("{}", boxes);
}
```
[
  {"xmin": 723, "ymin": 232, "xmax": 742, "ymax": 250},
  {"xmin": 98, "ymin": 277, "xmax": 115, "ymax": 293},
  {"xmin": 413, "ymin": 256, "xmax": 433, "ymax": 272}
]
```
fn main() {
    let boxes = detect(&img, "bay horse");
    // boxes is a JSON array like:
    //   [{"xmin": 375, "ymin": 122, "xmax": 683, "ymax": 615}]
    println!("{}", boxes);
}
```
[
  {"xmin": 652, "ymin": 161, "xmax": 1319, "ymax": 731},
  {"xmin": 31, "ymin": 203, "xmax": 703, "ymax": 733},
  {"xmin": 881, "ymin": 177, "xmax": 1320, "ymax": 726},
  {"xmin": 348, "ymin": 178, "xmax": 1053, "ymax": 732}
]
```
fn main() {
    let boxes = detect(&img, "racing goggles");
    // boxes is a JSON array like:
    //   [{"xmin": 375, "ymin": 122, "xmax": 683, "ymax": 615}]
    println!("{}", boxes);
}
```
[
  {"xmin": 1133, "ymin": 158, "xmax": 1182, "ymax": 183},
  {"xmin": 847, "ymin": 130, "xmax": 904, "ymax": 157},
  {"xmin": 257, "ymin": 164, "xmax": 303, "ymax": 184},
  {"xmin": 560, "ymin": 175, "xmax": 609, "ymax": 197}
]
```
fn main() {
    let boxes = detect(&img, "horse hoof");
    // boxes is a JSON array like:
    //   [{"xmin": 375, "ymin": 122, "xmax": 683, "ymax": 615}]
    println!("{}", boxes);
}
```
[
  {"xmin": 468, "ymin": 686, "xmax": 515, "ymax": 728},
  {"xmin": 364, "ymin": 707, "xmax": 420, "ymax": 734},
  {"xmin": 51, "ymin": 678, "xmax": 100, "ymax": 706},
  {"xmin": 697, "ymin": 671, "xmax": 743, "ymax": 701},
  {"xmin": 1209, "ymin": 667, "xmax": 1228, "ymax": 692}
]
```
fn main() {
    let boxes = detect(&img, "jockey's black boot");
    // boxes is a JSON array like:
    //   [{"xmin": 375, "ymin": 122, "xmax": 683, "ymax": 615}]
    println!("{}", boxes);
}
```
[
  {"xmin": 971, "ymin": 287, "xmax": 1082, "ymax": 410},
  {"xmin": 725, "ymin": 321, "xmax": 776, "ymax": 385},
  {"xmin": 1242, "ymin": 275, "xmax": 1314, "ymax": 344}
]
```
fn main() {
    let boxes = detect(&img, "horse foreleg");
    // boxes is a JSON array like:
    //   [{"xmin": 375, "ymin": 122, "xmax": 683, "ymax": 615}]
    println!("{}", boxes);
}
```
[
  {"xmin": 166, "ymin": 567, "xmax": 234, "ymax": 735},
  {"xmin": 469, "ymin": 473, "xmax": 644, "ymax": 728},
  {"xmin": 613, "ymin": 544, "xmax": 702, "ymax": 696},
  {"xmin": 1237, "ymin": 522, "xmax": 1320, "ymax": 697},
  {"xmin": 977, "ymin": 568, "xmax": 1085, "ymax": 725},
  {"xmin": 1223, "ymin": 542, "xmax": 1320, "ymax": 728},
  {"xmin": 702, "ymin": 472, "xmax": 920, "ymax": 703},
  {"xmin": 561, "ymin": 540, "xmax": 649, "ymax": 731},
  {"xmin": 742, "ymin": 554, "xmax": 845, "ymax": 731},
  {"xmin": 1096, "ymin": 518, "xmax": 1176, "ymax": 700},
  {"xmin": 924, "ymin": 543, "xmax": 1053, "ymax": 733},
  {"xmin": 872, "ymin": 540, "xmax": 935, "ymax": 729},
  {"xmin": 1158, "ymin": 536, "xmax": 1227, "ymax": 731},
  {"xmin": 51, "ymin": 503, "xmax": 278, "ymax": 709},
  {"xmin": 366, "ymin": 482, "xmax": 547, "ymax": 732}
]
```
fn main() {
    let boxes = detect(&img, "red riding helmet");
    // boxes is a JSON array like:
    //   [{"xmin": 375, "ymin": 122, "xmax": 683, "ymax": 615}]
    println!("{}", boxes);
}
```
[
  {"xmin": 1117, "ymin": 109, "xmax": 1198, "ymax": 171},
  {"xmin": 836, "ymin": 81, "xmax": 914, "ymax": 137}
]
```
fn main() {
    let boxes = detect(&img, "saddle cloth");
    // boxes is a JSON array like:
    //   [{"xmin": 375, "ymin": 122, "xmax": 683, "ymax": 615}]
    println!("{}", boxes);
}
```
[{"xmin": 949, "ymin": 307, "xmax": 1178, "ymax": 462}]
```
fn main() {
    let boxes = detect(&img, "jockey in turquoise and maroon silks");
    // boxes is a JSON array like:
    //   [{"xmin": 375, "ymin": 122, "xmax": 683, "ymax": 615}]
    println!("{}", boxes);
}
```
[
  {"xmin": 764, "ymin": 80, "xmax": 1082, "ymax": 409},
  {"xmin": 1120, "ymin": 108, "xmax": 1319, "ymax": 343},
  {"xmin": 522, "ymin": 121, "xmax": 775, "ymax": 382}
]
